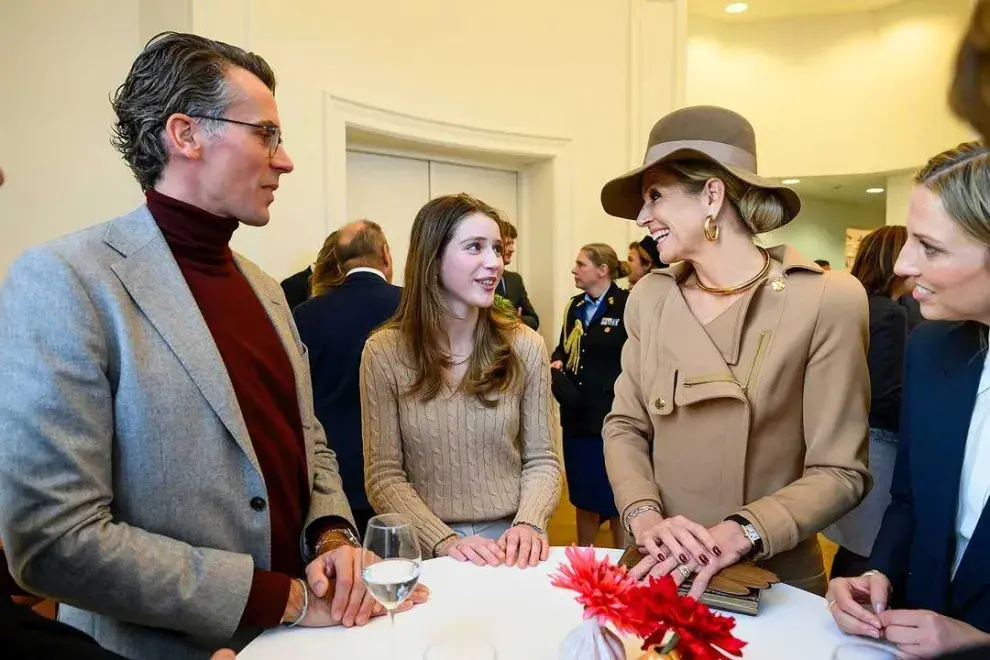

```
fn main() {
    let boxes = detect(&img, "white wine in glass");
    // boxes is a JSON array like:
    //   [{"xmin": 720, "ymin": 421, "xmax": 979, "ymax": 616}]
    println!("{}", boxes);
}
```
[{"xmin": 361, "ymin": 514, "xmax": 421, "ymax": 629}]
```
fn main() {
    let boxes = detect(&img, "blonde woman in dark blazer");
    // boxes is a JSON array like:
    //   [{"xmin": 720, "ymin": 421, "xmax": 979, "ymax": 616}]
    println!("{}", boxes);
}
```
[{"xmin": 602, "ymin": 106, "xmax": 871, "ymax": 598}]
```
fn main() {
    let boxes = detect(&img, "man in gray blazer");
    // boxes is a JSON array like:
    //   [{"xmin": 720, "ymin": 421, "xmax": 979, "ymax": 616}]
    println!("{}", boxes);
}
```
[{"xmin": 0, "ymin": 33, "xmax": 424, "ymax": 659}]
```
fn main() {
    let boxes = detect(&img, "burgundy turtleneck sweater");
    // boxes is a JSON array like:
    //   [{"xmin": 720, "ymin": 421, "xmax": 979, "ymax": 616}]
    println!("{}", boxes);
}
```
[{"xmin": 147, "ymin": 189, "xmax": 310, "ymax": 627}]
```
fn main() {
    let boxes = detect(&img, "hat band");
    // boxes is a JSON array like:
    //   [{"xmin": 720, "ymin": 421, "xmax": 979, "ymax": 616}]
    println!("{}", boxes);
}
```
[{"xmin": 643, "ymin": 139, "xmax": 757, "ymax": 172}]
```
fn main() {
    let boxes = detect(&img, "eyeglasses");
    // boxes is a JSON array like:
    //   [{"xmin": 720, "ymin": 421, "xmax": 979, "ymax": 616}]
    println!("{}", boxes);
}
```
[{"xmin": 187, "ymin": 115, "xmax": 283, "ymax": 159}]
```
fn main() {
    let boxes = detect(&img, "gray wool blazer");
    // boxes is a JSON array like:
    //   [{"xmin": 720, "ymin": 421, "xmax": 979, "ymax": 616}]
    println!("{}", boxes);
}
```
[{"xmin": 0, "ymin": 206, "xmax": 354, "ymax": 659}]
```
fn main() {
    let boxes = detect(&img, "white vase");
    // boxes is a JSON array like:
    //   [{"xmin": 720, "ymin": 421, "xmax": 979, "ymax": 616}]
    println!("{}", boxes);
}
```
[{"xmin": 559, "ymin": 618, "xmax": 626, "ymax": 660}]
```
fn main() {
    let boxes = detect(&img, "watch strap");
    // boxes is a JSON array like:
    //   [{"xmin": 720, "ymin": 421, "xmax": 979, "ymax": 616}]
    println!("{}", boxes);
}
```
[{"xmin": 726, "ymin": 514, "xmax": 764, "ymax": 557}]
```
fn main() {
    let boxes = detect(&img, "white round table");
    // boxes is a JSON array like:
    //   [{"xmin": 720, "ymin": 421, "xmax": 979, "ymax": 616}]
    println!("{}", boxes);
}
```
[{"xmin": 240, "ymin": 547, "xmax": 858, "ymax": 659}]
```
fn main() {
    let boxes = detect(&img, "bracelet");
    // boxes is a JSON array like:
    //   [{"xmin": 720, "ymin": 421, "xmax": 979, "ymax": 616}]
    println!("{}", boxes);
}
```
[
  {"xmin": 513, "ymin": 522, "xmax": 546, "ymax": 536},
  {"xmin": 315, "ymin": 528, "xmax": 361, "ymax": 558},
  {"xmin": 861, "ymin": 570, "xmax": 883, "ymax": 578},
  {"xmin": 433, "ymin": 534, "xmax": 458, "ymax": 558},
  {"xmin": 623, "ymin": 503, "xmax": 663, "ymax": 536},
  {"xmin": 286, "ymin": 578, "xmax": 308, "ymax": 628}
]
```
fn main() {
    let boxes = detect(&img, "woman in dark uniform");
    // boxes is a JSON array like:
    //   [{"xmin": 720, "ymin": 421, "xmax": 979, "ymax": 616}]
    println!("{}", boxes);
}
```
[{"xmin": 551, "ymin": 243, "xmax": 631, "ymax": 547}]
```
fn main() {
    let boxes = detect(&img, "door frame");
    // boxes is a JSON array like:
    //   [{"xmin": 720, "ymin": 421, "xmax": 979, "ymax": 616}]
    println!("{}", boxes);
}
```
[{"xmin": 324, "ymin": 93, "xmax": 573, "ymax": 349}]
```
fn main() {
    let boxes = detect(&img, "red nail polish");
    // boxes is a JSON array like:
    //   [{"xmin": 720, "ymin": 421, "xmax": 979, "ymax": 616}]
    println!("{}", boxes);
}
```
[
  {"xmin": 713, "ymin": 546, "xmax": 722, "ymax": 556},
  {"xmin": 700, "ymin": 555, "xmax": 709, "ymax": 565},
  {"xmin": 679, "ymin": 554, "xmax": 688, "ymax": 564}
]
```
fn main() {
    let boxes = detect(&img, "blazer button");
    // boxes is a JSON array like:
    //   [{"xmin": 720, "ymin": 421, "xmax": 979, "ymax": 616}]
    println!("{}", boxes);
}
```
[
  {"xmin": 654, "ymin": 397, "xmax": 666, "ymax": 410},
  {"xmin": 250, "ymin": 497, "xmax": 267, "ymax": 511}
]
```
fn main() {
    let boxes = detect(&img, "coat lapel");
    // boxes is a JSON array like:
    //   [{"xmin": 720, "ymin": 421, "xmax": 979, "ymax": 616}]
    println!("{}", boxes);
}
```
[
  {"xmin": 106, "ymin": 206, "xmax": 261, "ymax": 475},
  {"xmin": 944, "ymin": 323, "xmax": 990, "ymax": 610}
]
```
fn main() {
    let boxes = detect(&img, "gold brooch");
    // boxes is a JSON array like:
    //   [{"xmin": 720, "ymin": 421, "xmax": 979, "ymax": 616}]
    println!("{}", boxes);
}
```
[
  {"xmin": 769, "ymin": 276, "xmax": 786, "ymax": 292},
  {"xmin": 608, "ymin": 296, "xmax": 614, "ymax": 305}
]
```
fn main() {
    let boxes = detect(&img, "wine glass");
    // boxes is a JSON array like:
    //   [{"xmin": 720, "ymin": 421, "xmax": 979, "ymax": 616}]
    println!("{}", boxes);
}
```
[
  {"xmin": 831, "ymin": 642, "xmax": 900, "ymax": 659},
  {"xmin": 361, "ymin": 513, "xmax": 421, "ymax": 633}
]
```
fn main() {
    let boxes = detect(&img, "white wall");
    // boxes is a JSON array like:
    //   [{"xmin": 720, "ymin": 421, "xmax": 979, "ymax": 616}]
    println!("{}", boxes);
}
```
[
  {"xmin": 0, "ymin": 0, "xmax": 688, "ymax": 337},
  {"xmin": 760, "ymin": 197, "xmax": 886, "ymax": 271},
  {"xmin": 0, "ymin": 1, "xmax": 143, "ymax": 274},
  {"xmin": 885, "ymin": 171, "xmax": 915, "ymax": 226},
  {"xmin": 687, "ymin": 0, "xmax": 975, "ymax": 178},
  {"xmin": 244, "ymin": 0, "xmax": 640, "ymax": 280}
]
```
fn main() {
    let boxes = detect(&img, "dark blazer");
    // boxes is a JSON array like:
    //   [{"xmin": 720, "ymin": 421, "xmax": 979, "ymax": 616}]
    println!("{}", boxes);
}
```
[
  {"xmin": 551, "ymin": 282, "xmax": 629, "ymax": 437},
  {"xmin": 294, "ymin": 271, "xmax": 401, "ymax": 513},
  {"xmin": 866, "ymin": 294, "xmax": 909, "ymax": 432},
  {"xmin": 280, "ymin": 265, "xmax": 312, "ymax": 310},
  {"xmin": 869, "ymin": 321, "xmax": 990, "ymax": 633},
  {"xmin": 499, "ymin": 270, "xmax": 539, "ymax": 330}
]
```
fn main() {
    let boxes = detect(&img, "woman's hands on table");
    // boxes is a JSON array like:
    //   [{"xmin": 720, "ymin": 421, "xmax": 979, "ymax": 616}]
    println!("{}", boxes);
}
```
[
  {"xmin": 627, "ymin": 511, "xmax": 753, "ymax": 598},
  {"xmin": 498, "ymin": 524, "xmax": 550, "ymax": 568},
  {"xmin": 827, "ymin": 571, "xmax": 990, "ymax": 657},
  {"xmin": 879, "ymin": 609, "xmax": 990, "ymax": 658},
  {"xmin": 441, "ymin": 535, "xmax": 506, "ymax": 567},
  {"xmin": 826, "ymin": 571, "xmax": 891, "ymax": 640},
  {"xmin": 439, "ymin": 524, "xmax": 549, "ymax": 568}
]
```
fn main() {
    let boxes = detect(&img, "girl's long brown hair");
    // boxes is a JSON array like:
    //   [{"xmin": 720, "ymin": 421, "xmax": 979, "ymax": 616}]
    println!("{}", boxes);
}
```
[{"xmin": 384, "ymin": 193, "xmax": 521, "ymax": 406}]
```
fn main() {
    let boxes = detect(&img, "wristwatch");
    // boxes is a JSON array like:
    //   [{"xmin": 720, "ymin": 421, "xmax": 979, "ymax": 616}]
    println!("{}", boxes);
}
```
[{"xmin": 726, "ymin": 514, "xmax": 763, "ymax": 558}]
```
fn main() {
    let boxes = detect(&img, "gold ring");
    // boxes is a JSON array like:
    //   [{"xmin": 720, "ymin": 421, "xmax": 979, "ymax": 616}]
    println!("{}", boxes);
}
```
[
  {"xmin": 676, "ymin": 564, "xmax": 692, "ymax": 579},
  {"xmin": 826, "ymin": 599, "xmax": 837, "ymax": 611}
]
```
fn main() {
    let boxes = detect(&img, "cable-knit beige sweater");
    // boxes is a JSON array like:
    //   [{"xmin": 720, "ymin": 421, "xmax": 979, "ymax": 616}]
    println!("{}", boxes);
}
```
[{"xmin": 360, "ymin": 325, "xmax": 562, "ymax": 557}]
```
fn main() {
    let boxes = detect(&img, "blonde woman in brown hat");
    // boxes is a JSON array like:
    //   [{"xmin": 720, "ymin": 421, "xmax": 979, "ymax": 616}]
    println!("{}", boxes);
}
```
[{"xmin": 601, "ymin": 105, "xmax": 871, "ymax": 598}]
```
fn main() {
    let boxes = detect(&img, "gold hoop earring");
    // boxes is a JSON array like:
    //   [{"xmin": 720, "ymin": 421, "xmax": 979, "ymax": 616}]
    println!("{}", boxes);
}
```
[{"xmin": 703, "ymin": 215, "xmax": 719, "ymax": 242}]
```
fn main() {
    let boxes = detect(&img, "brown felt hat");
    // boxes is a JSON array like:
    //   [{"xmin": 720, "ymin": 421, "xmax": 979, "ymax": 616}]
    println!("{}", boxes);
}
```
[{"xmin": 601, "ymin": 106, "xmax": 801, "ymax": 230}]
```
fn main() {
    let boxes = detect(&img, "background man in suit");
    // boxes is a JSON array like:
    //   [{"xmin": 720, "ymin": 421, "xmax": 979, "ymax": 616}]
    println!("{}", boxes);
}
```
[
  {"xmin": 498, "ymin": 220, "xmax": 540, "ymax": 329},
  {"xmin": 0, "ymin": 32, "xmax": 424, "ymax": 660},
  {"xmin": 280, "ymin": 264, "xmax": 313, "ymax": 309},
  {"xmin": 294, "ymin": 220, "xmax": 401, "ymax": 536}
]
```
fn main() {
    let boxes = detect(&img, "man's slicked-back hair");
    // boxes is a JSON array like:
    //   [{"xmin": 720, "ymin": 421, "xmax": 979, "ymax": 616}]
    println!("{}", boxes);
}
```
[{"xmin": 110, "ymin": 31, "xmax": 276, "ymax": 191}]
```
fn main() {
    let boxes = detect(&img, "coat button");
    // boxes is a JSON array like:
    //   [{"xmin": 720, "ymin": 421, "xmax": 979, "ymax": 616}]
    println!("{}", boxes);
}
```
[
  {"xmin": 654, "ymin": 397, "xmax": 666, "ymax": 410},
  {"xmin": 250, "ymin": 497, "xmax": 267, "ymax": 511}
]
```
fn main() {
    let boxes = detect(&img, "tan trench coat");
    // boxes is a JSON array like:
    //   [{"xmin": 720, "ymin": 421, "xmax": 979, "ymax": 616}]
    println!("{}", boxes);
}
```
[{"xmin": 604, "ymin": 245, "xmax": 871, "ymax": 592}]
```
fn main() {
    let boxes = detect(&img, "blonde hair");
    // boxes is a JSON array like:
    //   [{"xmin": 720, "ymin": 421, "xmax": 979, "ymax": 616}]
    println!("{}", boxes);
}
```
[
  {"xmin": 916, "ymin": 142, "xmax": 990, "ymax": 246},
  {"xmin": 310, "ymin": 230, "xmax": 343, "ymax": 296},
  {"xmin": 383, "ymin": 194, "xmax": 521, "ymax": 406},
  {"xmin": 658, "ymin": 160, "xmax": 791, "ymax": 234},
  {"xmin": 581, "ymin": 243, "xmax": 631, "ymax": 280}
]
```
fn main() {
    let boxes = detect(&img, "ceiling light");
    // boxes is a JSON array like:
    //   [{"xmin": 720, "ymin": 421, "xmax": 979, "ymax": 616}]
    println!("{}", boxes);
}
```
[
  {"xmin": 782, "ymin": 178, "xmax": 800, "ymax": 184},
  {"xmin": 725, "ymin": 2, "xmax": 749, "ymax": 14},
  {"xmin": 866, "ymin": 188, "xmax": 885, "ymax": 194}
]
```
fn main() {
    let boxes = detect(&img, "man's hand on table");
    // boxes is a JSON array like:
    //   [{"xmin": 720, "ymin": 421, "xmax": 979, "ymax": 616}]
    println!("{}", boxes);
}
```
[{"xmin": 287, "ymin": 543, "xmax": 429, "ymax": 627}]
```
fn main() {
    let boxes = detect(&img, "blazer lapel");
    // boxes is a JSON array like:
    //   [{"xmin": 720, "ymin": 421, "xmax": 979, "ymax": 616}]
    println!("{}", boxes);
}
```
[
  {"xmin": 235, "ymin": 254, "xmax": 316, "ymax": 485},
  {"xmin": 106, "ymin": 207, "xmax": 261, "ymax": 475},
  {"xmin": 944, "ymin": 323, "xmax": 990, "ymax": 610}
]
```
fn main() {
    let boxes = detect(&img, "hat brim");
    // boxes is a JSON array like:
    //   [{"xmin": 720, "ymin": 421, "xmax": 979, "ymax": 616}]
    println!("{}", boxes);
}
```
[{"xmin": 600, "ymin": 147, "xmax": 801, "ymax": 231}]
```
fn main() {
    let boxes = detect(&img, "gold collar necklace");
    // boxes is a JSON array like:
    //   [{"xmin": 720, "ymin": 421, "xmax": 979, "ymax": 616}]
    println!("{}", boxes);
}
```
[{"xmin": 694, "ymin": 247, "xmax": 771, "ymax": 296}]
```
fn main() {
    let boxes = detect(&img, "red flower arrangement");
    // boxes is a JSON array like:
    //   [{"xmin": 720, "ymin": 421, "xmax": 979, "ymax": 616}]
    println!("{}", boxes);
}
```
[{"xmin": 550, "ymin": 546, "xmax": 747, "ymax": 660}]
